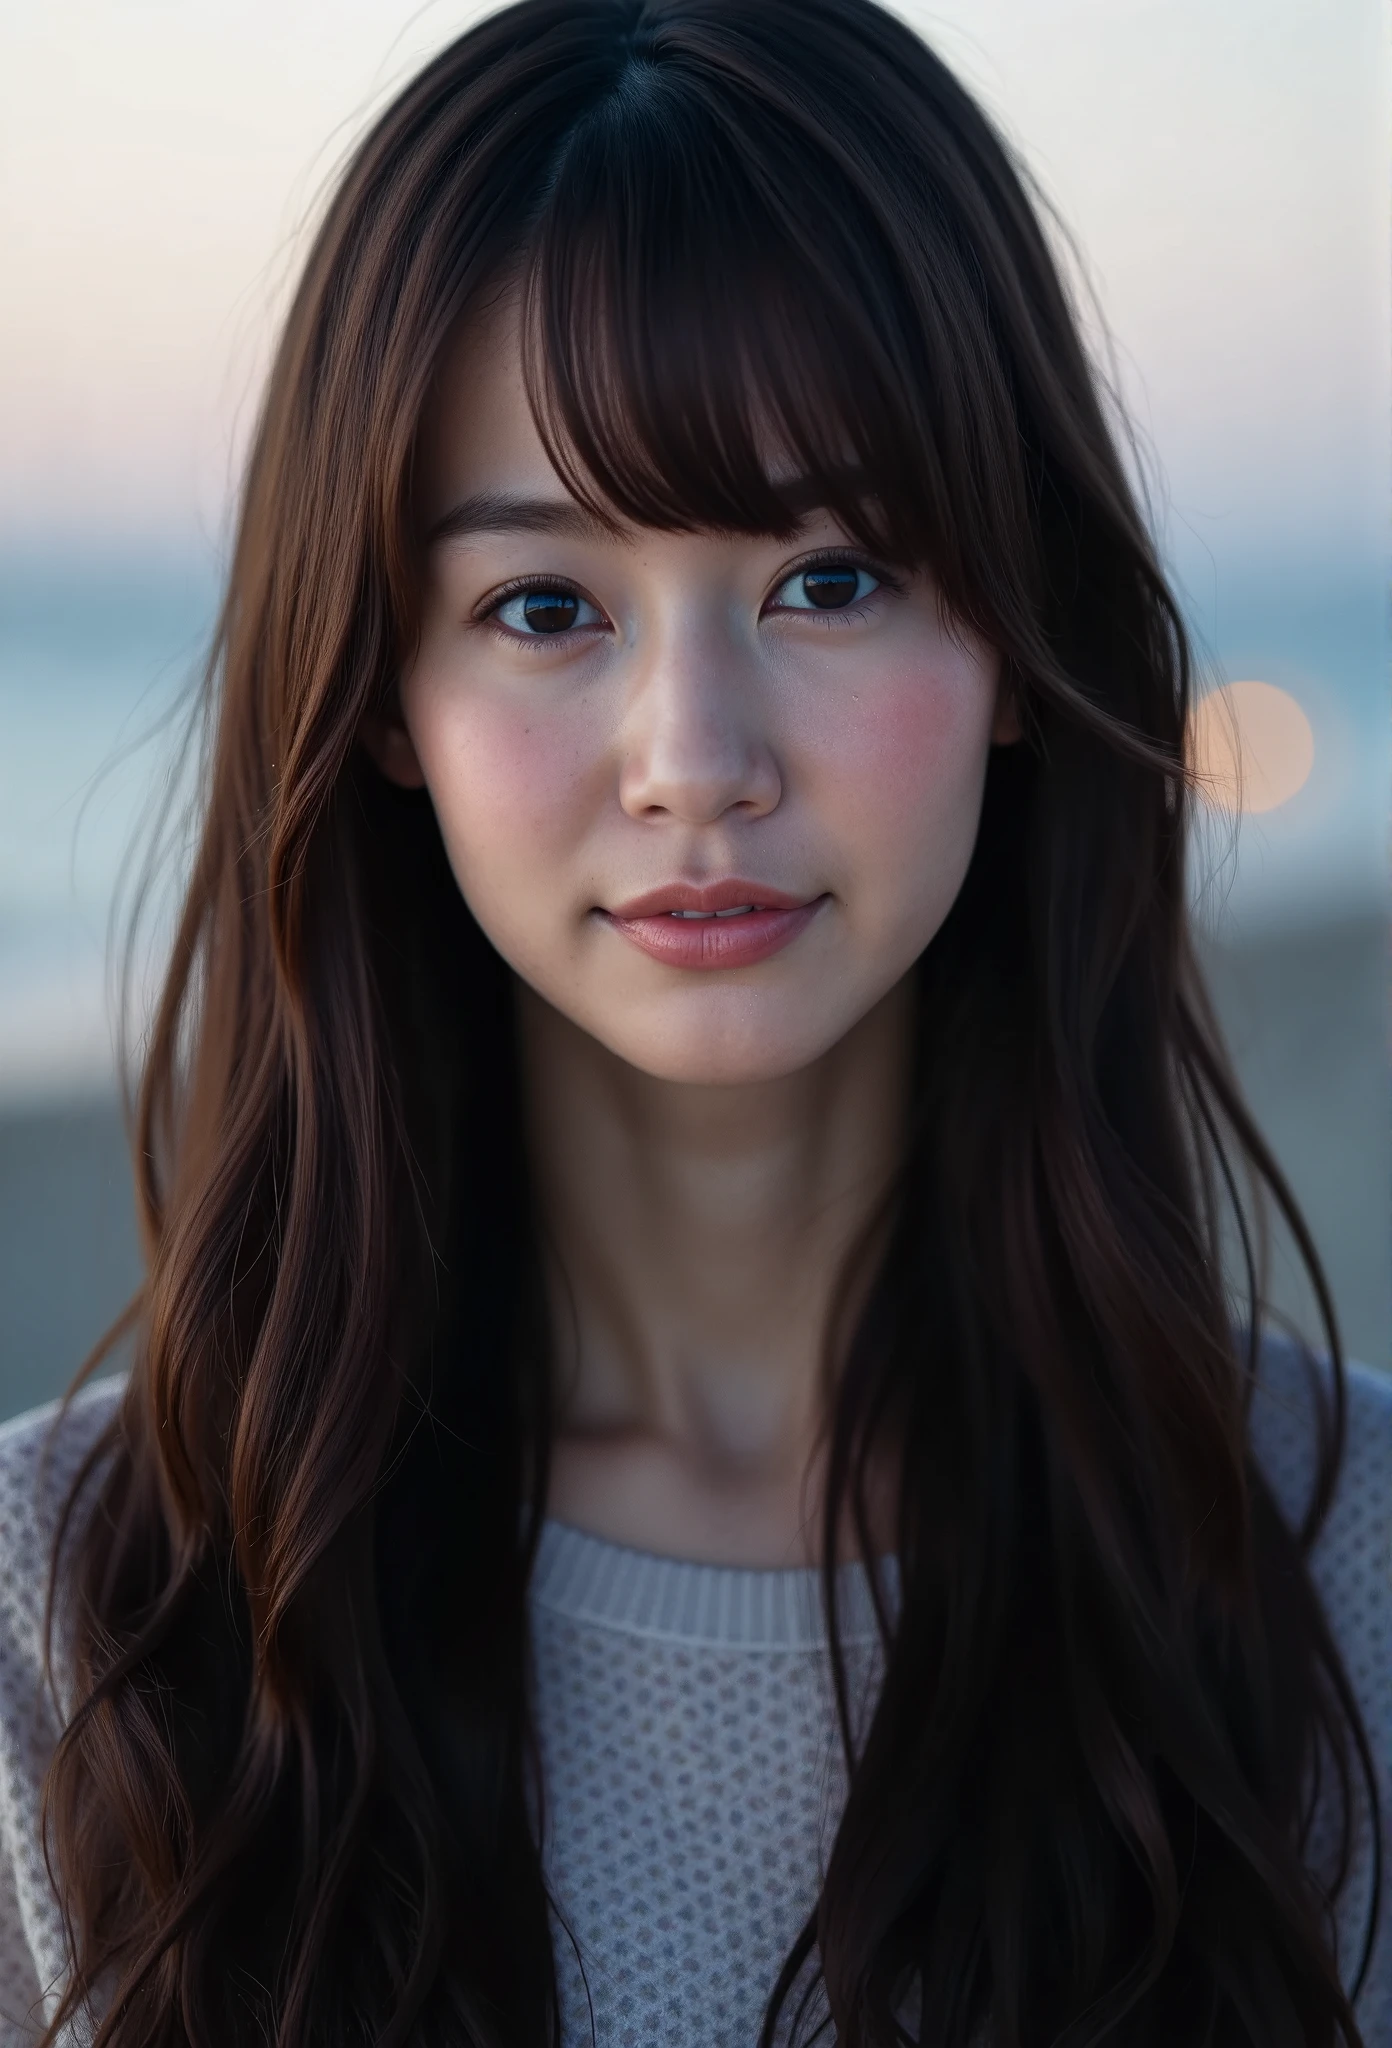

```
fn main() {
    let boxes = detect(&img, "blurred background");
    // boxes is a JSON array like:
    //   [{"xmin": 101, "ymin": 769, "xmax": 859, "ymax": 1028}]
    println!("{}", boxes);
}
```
[{"xmin": 1, "ymin": 0, "xmax": 1388, "ymax": 1421}]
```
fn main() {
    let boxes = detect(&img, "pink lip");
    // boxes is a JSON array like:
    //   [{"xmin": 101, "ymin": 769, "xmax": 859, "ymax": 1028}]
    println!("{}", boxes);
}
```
[{"xmin": 600, "ymin": 880, "xmax": 826, "ymax": 971}]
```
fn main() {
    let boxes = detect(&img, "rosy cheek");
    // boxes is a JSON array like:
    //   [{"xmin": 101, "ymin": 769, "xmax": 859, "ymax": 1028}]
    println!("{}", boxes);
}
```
[
  {"xmin": 411, "ymin": 684, "xmax": 598, "ymax": 888},
  {"xmin": 810, "ymin": 659, "xmax": 989, "ymax": 817}
]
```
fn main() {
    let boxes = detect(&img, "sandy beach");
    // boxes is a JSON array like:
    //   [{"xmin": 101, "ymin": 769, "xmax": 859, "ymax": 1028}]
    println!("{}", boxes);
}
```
[{"xmin": 1, "ymin": 914, "xmax": 1385, "ymax": 1428}]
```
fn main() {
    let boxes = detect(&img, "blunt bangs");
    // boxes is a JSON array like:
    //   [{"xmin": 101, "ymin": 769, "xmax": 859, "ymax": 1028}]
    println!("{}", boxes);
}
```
[{"xmin": 517, "ymin": 43, "xmax": 1028, "ymax": 612}]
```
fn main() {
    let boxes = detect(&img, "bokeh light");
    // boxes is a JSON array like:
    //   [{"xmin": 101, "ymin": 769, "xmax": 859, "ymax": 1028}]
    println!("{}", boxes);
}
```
[{"xmin": 1189, "ymin": 679, "xmax": 1315, "ymax": 814}]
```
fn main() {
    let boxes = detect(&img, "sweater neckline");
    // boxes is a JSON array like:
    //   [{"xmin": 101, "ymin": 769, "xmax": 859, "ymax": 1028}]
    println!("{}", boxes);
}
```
[{"xmin": 529, "ymin": 1517, "xmax": 897, "ymax": 1649}]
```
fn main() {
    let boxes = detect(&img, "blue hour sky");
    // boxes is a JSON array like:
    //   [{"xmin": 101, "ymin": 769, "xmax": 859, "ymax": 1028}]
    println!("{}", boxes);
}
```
[{"xmin": 2, "ymin": 0, "xmax": 1384, "ymax": 579}]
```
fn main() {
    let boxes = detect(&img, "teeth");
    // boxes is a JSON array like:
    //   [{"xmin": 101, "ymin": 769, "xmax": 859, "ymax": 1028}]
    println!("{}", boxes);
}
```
[{"xmin": 668, "ymin": 905, "xmax": 757, "ymax": 919}]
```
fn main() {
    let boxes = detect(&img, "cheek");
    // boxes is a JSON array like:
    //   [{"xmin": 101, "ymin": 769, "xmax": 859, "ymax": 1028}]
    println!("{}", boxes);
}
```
[
  {"xmin": 807, "ymin": 657, "xmax": 996, "ymax": 871},
  {"xmin": 404, "ymin": 680, "xmax": 598, "ymax": 910}
]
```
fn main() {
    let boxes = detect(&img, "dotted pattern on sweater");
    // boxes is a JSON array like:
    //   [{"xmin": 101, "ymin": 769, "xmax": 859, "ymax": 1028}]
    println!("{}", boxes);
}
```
[
  {"xmin": 528, "ymin": 1526, "xmax": 889, "ymax": 2047},
  {"xmin": 0, "ymin": 1376, "xmax": 121, "ymax": 2046},
  {"xmin": 1247, "ymin": 1340, "xmax": 1392, "ymax": 2019},
  {"xmin": 0, "ymin": 1341, "xmax": 1384, "ymax": 2047}
]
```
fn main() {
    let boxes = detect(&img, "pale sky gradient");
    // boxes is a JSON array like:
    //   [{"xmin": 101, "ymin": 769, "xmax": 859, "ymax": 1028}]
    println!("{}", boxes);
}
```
[
  {"xmin": 1, "ymin": 0, "xmax": 1388, "ymax": 579},
  {"xmin": 0, "ymin": 0, "xmax": 1388, "ymax": 1105}
]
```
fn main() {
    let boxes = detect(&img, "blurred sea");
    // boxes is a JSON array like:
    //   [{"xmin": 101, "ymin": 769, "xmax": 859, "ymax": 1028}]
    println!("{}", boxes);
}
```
[
  {"xmin": 0, "ymin": 550, "xmax": 1388, "ymax": 1418},
  {"xmin": 0, "ymin": 553, "xmax": 216, "ymax": 1100}
]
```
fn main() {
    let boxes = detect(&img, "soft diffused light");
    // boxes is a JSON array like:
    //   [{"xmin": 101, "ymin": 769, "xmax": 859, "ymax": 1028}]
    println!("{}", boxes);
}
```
[{"xmin": 1189, "ymin": 679, "xmax": 1315, "ymax": 814}]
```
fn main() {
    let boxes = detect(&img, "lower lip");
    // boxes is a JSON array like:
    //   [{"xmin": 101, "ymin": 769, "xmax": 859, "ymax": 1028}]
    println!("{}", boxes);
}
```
[{"xmin": 602, "ymin": 899, "xmax": 825, "ymax": 970}]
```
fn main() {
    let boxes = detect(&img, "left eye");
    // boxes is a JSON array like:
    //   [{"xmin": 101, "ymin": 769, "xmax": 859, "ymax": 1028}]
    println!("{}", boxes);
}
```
[
  {"xmin": 769, "ymin": 563, "xmax": 881, "ymax": 612},
  {"xmin": 493, "ymin": 587, "xmax": 604, "ymax": 635}
]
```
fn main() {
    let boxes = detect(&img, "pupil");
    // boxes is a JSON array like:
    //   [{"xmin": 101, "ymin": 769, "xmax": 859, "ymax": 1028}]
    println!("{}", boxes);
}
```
[
  {"xmin": 803, "ymin": 568, "xmax": 858, "ymax": 609},
  {"xmin": 523, "ymin": 590, "xmax": 579, "ymax": 632}
]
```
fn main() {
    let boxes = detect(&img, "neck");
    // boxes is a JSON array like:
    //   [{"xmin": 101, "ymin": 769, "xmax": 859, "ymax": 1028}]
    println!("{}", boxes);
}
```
[{"xmin": 518, "ymin": 976, "xmax": 912, "ymax": 1565}]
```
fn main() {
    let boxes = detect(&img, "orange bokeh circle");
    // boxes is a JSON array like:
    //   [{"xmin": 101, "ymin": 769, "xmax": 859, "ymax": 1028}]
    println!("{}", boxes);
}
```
[{"xmin": 1188, "ymin": 680, "xmax": 1314, "ymax": 814}]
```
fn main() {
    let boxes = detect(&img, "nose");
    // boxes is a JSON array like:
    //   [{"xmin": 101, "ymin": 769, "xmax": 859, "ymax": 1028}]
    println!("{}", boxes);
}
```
[{"xmin": 617, "ymin": 612, "xmax": 782, "ymax": 826}]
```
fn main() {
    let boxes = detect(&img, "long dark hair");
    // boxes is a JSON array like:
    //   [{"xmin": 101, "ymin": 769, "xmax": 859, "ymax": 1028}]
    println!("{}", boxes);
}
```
[{"xmin": 42, "ymin": 2, "xmax": 1377, "ymax": 2042}]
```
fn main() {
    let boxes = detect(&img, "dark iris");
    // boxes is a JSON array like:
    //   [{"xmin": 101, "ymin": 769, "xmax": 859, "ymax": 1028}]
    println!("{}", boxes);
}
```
[
  {"xmin": 523, "ymin": 590, "xmax": 580, "ymax": 633},
  {"xmin": 802, "ymin": 567, "xmax": 859, "ymax": 609}
]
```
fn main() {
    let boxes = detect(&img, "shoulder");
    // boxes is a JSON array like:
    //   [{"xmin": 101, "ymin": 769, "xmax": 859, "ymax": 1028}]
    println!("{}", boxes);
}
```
[
  {"xmin": 0, "ymin": 1375, "xmax": 127, "ymax": 1677},
  {"xmin": 1246, "ymin": 1329, "xmax": 1392, "ymax": 1556},
  {"xmin": 1247, "ymin": 1329, "xmax": 1391, "ymax": 1746},
  {"xmin": 1246, "ymin": 1335, "xmax": 1392, "ymax": 2021},
  {"xmin": 0, "ymin": 1381, "xmax": 126, "ymax": 2022}
]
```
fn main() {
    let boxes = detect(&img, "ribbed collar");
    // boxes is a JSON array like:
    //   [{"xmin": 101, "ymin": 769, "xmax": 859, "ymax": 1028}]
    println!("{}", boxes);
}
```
[{"xmin": 529, "ymin": 1519, "xmax": 897, "ymax": 1649}]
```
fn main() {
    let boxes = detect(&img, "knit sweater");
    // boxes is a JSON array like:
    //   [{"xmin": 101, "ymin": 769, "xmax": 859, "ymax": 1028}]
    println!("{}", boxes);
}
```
[{"xmin": 0, "ymin": 1338, "xmax": 1387, "ymax": 2045}]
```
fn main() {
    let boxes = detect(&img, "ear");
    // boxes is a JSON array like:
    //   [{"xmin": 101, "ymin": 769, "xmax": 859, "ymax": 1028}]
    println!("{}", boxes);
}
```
[
  {"xmin": 359, "ymin": 705, "xmax": 428, "ymax": 789},
  {"xmin": 991, "ymin": 664, "xmax": 1024, "ymax": 746}
]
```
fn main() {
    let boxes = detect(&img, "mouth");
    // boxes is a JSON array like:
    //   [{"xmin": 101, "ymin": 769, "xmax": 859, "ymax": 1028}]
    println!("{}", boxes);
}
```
[
  {"xmin": 599, "ymin": 882, "xmax": 827, "ymax": 971},
  {"xmin": 606, "ymin": 880, "xmax": 814, "ymax": 920}
]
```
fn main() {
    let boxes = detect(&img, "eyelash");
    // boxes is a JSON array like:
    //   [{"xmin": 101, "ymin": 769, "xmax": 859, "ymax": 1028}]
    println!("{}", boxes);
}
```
[
  {"xmin": 767, "ymin": 548, "xmax": 904, "ymax": 623},
  {"xmin": 474, "ymin": 548, "xmax": 904, "ymax": 644}
]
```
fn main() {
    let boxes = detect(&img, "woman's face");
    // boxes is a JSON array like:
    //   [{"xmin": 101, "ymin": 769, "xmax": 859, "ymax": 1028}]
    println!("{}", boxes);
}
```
[{"xmin": 374, "ymin": 304, "xmax": 1018, "ymax": 1086}]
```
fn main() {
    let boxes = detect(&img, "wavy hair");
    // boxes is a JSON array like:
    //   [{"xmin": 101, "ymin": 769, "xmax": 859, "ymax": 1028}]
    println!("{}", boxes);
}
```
[{"xmin": 43, "ymin": 2, "xmax": 1377, "ymax": 2042}]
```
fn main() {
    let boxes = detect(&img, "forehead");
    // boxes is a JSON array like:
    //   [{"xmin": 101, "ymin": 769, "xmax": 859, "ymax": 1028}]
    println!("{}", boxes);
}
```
[
  {"xmin": 415, "ymin": 290, "xmax": 878, "ymax": 562},
  {"xmin": 416, "ymin": 296, "xmax": 556, "ymax": 531}
]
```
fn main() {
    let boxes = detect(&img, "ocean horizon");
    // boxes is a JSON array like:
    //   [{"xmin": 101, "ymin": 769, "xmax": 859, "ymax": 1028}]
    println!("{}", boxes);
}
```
[
  {"xmin": 4, "ymin": 539, "xmax": 1386, "ymax": 1106},
  {"xmin": 1, "ymin": 539, "xmax": 1387, "ymax": 1415}
]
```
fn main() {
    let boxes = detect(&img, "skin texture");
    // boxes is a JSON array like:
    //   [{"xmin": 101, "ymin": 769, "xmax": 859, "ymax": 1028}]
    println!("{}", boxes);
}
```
[{"xmin": 365, "ymin": 303, "xmax": 1019, "ymax": 1565}]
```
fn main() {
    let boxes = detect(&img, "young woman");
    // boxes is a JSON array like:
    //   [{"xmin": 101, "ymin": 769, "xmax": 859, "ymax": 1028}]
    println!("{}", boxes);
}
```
[{"xmin": 0, "ymin": 1, "xmax": 1386, "ymax": 2042}]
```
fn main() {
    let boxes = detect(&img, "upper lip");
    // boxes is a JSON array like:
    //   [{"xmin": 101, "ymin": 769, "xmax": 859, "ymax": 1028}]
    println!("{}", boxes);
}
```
[{"xmin": 606, "ymin": 879, "xmax": 816, "ymax": 918}]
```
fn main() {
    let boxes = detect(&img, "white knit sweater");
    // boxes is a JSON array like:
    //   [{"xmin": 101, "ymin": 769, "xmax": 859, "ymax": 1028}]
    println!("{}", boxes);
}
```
[{"xmin": 0, "ymin": 1339, "xmax": 1387, "ymax": 2046}]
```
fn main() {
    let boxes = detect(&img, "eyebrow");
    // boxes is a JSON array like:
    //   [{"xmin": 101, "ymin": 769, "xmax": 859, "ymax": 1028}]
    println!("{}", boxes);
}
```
[
  {"xmin": 768, "ymin": 471, "xmax": 873, "ymax": 520},
  {"xmin": 426, "ymin": 491, "xmax": 620, "ymax": 547},
  {"xmin": 424, "ymin": 471, "xmax": 879, "ymax": 548}
]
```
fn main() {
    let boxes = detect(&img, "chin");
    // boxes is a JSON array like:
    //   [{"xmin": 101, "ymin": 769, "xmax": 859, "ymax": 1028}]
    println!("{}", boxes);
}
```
[{"xmin": 595, "ymin": 1002, "xmax": 850, "ymax": 1088}]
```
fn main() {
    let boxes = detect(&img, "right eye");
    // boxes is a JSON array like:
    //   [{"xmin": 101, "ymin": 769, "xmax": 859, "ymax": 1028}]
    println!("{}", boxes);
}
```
[{"xmin": 491, "ymin": 586, "xmax": 603, "ymax": 636}]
